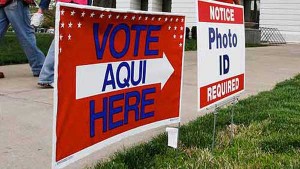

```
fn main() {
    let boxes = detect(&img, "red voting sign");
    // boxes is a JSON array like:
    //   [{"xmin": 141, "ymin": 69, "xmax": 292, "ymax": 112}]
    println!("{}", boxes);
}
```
[
  {"xmin": 52, "ymin": 3, "xmax": 185, "ymax": 168},
  {"xmin": 197, "ymin": 0, "xmax": 245, "ymax": 110}
]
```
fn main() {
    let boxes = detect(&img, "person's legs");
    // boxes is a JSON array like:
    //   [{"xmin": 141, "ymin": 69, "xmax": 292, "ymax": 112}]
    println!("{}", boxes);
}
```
[
  {"xmin": 38, "ymin": 39, "xmax": 54, "ymax": 85},
  {"xmin": 0, "ymin": 7, "xmax": 10, "ymax": 78},
  {"xmin": 4, "ymin": 0, "xmax": 45, "ymax": 76},
  {"xmin": 0, "ymin": 7, "xmax": 9, "ymax": 39}
]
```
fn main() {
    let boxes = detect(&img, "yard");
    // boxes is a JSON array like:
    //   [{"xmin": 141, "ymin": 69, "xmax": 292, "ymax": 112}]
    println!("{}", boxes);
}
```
[{"xmin": 93, "ymin": 75, "xmax": 300, "ymax": 169}]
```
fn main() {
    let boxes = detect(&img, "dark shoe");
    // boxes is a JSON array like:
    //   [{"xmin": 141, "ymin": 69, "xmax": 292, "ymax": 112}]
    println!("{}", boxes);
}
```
[
  {"xmin": 33, "ymin": 74, "xmax": 39, "ymax": 77},
  {"xmin": 0, "ymin": 72, "xmax": 4, "ymax": 78},
  {"xmin": 38, "ymin": 82, "xmax": 54, "ymax": 88}
]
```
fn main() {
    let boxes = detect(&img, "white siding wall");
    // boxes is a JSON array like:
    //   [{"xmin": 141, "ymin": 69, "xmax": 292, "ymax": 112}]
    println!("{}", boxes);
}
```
[
  {"xmin": 260, "ymin": 0, "xmax": 300, "ymax": 42},
  {"xmin": 116, "ymin": 0, "xmax": 131, "ymax": 10},
  {"xmin": 130, "ymin": 0, "xmax": 141, "ymax": 10},
  {"xmin": 116, "ymin": 0, "xmax": 164, "ymax": 12},
  {"xmin": 148, "ymin": 0, "xmax": 163, "ymax": 12},
  {"xmin": 116, "ymin": 0, "xmax": 197, "ymax": 27},
  {"xmin": 116, "ymin": 0, "xmax": 140, "ymax": 10},
  {"xmin": 171, "ymin": 0, "xmax": 196, "ymax": 27}
]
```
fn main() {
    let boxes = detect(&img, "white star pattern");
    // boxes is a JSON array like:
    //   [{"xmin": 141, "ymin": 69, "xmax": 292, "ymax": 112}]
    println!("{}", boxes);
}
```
[
  {"xmin": 78, "ymin": 22, "xmax": 82, "ymax": 28},
  {"xmin": 68, "ymin": 22, "xmax": 73, "ymax": 28},
  {"xmin": 90, "ymin": 12, "xmax": 95, "ymax": 18},
  {"xmin": 71, "ymin": 10, "xmax": 75, "ymax": 16},
  {"xmin": 59, "ymin": 8, "xmax": 185, "ymax": 58},
  {"xmin": 100, "ymin": 13, "xmax": 105, "ymax": 18},
  {"xmin": 81, "ymin": 11, "xmax": 85, "ymax": 17}
]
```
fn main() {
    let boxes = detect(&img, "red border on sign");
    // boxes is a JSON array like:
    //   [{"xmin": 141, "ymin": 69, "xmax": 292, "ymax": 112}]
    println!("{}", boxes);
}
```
[
  {"xmin": 53, "ymin": 3, "xmax": 186, "ymax": 168},
  {"xmin": 200, "ymin": 74, "xmax": 244, "ymax": 108},
  {"xmin": 198, "ymin": 1, "xmax": 244, "ymax": 24}
]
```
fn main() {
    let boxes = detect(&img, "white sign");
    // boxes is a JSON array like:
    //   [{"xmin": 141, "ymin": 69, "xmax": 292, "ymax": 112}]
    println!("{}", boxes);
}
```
[{"xmin": 197, "ymin": 0, "xmax": 245, "ymax": 110}]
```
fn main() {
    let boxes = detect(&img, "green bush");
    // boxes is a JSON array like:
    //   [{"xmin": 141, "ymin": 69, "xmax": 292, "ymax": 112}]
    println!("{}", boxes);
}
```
[{"xmin": 0, "ymin": 33, "xmax": 53, "ymax": 66}]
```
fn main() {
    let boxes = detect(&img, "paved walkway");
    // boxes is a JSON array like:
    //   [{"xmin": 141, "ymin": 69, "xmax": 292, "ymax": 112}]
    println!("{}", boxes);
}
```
[{"xmin": 1, "ymin": 44, "xmax": 300, "ymax": 169}]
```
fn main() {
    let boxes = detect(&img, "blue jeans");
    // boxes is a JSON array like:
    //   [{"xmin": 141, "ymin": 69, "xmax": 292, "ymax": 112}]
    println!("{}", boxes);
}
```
[
  {"xmin": 38, "ymin": 39, "xmax": 54, "ymax": 84},
  {"xmin": 0, "ymin": 0, "xmax": 45, "ymax": 76}
]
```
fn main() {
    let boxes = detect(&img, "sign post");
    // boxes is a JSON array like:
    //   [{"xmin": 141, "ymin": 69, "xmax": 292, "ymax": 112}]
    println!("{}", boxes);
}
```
[
  {"xmin": 53, "ymin": 3, "xmax": 185, "ymax": 168},
  {"xmin": 196, "ymin": 0, "xmax": 245, "ymax": 111}
]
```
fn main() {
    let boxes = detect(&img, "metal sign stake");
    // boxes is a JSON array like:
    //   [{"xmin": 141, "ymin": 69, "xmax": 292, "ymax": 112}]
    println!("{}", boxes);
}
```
[
  {"xmin": 210, "ymin": 96, "xmax": 239, "ymax": 152},
  {"xmin": 230, "ymin": 97, "xmax": 238, "ymax": 145},
  {"xmin": 211, "ymin": 106, "xmax": 219, "ymax": 151}
]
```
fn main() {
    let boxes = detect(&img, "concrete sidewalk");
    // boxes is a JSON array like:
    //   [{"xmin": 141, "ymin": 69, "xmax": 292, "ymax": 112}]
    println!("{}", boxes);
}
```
[{"xmin": 1, "ymin": 44, "xmax": 300, "ymax": 169}]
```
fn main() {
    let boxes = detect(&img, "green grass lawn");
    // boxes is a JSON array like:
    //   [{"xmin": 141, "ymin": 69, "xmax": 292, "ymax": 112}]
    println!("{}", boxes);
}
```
[
  {"xmin": 93, "ymin": 74, "xmax": 300, "ymax": 169},
  {"xmin": 0, "ymin": 32, "xmax": 53, "ymax": 66},
  {"xmin": 185, "ymin": 39, "xmax": 197, "ymax": 51}
]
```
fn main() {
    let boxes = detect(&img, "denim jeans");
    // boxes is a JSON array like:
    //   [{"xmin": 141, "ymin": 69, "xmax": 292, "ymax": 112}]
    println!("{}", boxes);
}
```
[
  {"xmin": 38, "ymin": 39, "xmax": 54, "ymax": 84},
  {"xmin": 0, "ymin": 0, "xmax": 45, "ymax": 76}
]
